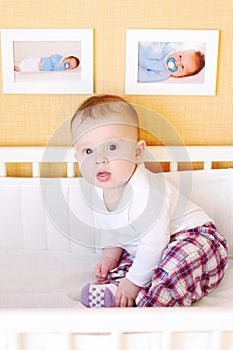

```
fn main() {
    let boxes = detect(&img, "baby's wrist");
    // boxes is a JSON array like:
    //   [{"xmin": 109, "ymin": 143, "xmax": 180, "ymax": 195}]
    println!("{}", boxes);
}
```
[{"xmin": 102, "ymin": 256, "xmax": 118, "ymax": 266}]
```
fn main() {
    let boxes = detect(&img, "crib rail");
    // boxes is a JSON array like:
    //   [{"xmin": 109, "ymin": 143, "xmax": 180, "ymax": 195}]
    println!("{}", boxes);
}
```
[
  {"xmin": 0, "ymin": 146, "xmax": 75, "ymax": 177},
  {"xmin": 1, "ymin": 308, "xmax": 233, "ymax": 350},
  {"xmin": 0, "ymin": 146, "xmax": 233, "ymax": 177}
]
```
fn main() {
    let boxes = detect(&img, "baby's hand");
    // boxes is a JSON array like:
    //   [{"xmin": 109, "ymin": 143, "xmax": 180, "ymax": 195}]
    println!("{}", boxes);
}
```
[
  {"xmin": 95, "ymin": 257, "xmax": 118, "ymax": 283},
  {"xmin": 115, "ymin": 278, "xmax": 141, "ymax": 307}
]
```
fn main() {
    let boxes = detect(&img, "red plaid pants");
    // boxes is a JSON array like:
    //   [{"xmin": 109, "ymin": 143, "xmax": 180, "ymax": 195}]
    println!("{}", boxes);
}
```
[{"xmin": 107, "ymin": 223, "xmax": 228, "ymax": 307}]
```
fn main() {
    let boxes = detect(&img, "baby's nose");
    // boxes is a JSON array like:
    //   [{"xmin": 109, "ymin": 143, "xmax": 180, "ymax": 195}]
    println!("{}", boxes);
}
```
[
  {"xmin": 95, "ymin": 151, "xmax": 108, "ymax": 165},
  {"xmin": 95, "ymin": 157, "xmax": 108, "ymax": 165}
]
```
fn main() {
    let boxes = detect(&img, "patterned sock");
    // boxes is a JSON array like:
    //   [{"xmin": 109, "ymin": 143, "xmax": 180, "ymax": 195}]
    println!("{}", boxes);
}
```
[{"xmin": 80, "ymin": 283, "xmax": 117, "ymax": 308}]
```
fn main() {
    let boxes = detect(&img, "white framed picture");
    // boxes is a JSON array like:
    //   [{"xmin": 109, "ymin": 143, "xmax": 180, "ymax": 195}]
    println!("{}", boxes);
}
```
[
  {"xmin": 125, "ymin": 29, "xmax": 219, "ymax": 96},
  {"xmin": 0, "ymin": 29, "xmax": 93, "ymax": 94}
]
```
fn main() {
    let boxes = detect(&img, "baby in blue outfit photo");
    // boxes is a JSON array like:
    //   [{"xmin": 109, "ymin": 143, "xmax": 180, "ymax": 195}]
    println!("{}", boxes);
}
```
[
  {"xmin": 138, "ymin": 42, "xmax": 205, "ymax": 82},
  {"xmin": 14, "ymin": 54, "xmax": 79, "ymax": 72}
]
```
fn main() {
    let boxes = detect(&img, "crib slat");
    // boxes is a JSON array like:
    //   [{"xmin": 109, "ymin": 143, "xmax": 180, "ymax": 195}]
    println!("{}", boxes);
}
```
[
  {"xmin": 110, "ymin": 332, "xmax": 122, "ymax": 350},
  {"xmin": 204, "ymin": 161, "xmax": 212, "ymax": 170},
  {"xmin": 59, "ymin": 333, "xmax": 72, "ymax": 350},
  {"xmin": 32, "ymin": 162, "xmax": 40, "ymax": 177},
  {"xmin": 8, "ymin": 333, "xmax": 21, "ymax": 350},
  {"xmin": 169, "ymin": 162, "xmax": 178, "ymax": 172},
  {"xmin": 0, "ymin": 162, "xmax": 6, "ymax": 177},
  {"xmin": 67, "ymin": 162, "xmax": 75, "ymax": 178},
  {"xmin": 161, "ymin": 331, "xmax": 172, "ymax": 350},
  {"xmin": 210, "ymin": 331, "xmax": 222, "ymax": 350}
]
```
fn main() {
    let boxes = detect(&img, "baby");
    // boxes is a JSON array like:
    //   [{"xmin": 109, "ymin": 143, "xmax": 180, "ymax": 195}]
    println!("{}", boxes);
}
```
[
  {"xmin": 71, "ymin": 94, "xmax": 227, "ymax": 308},
  {"xmin": 138, "ymin": 42, "xmax": 205, "ymax": 82},
  {"xmin": 14, "ymin": 54, "xmax": 79, "ymax": 72}
]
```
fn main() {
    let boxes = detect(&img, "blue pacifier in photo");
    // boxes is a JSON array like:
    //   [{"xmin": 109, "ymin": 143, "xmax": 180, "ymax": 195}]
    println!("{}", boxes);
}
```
[
  {"xmin": 166, "ymin": 57, "xmax": 178, "ymax": 73},
  {"xmin": 64, "ymin": 62, "xmax": 70, "ymax": 70}
]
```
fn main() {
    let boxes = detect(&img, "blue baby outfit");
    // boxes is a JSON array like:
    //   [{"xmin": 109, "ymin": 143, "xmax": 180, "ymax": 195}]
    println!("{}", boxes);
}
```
[
  {"xmin": 40, "ymin": 54, "xmax": 65, "ymax": 71},
  {"xmin": 138, "ymin": 42, "xmax": 174, "ymax": 82}
]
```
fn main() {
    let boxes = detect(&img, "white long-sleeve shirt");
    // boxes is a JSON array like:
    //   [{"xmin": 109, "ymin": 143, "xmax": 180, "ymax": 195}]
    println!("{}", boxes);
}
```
[{"xmin": 92, "ymin": 164, "xmax": 212, "ymax": 287}]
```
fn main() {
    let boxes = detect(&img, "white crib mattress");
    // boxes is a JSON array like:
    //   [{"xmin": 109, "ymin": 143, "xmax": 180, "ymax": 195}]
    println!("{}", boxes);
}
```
[
  {"xmin": 0, "ymin": 249, "xmax": 232, "ymax": 308},
  {"xmin": 0, "ymin": 249, "xmax": 98, "ymax": 308}
]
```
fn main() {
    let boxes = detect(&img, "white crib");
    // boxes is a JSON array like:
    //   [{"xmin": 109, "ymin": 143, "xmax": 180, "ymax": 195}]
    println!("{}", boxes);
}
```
[{"xmin": 0, "ymin": 146, "xmax": 233, "ymax": 350}]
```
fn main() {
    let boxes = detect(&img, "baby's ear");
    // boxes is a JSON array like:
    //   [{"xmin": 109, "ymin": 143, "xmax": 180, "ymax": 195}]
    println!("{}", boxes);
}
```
[{"xmin": 135, "ymin": 140, "xmax": 146, "ymax": 163}]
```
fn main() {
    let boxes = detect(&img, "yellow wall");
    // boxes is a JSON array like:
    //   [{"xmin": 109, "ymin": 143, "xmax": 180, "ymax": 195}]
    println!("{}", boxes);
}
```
[{"xmin": 1, "ymin": 0, "xmax": 233, "ymax": 148}]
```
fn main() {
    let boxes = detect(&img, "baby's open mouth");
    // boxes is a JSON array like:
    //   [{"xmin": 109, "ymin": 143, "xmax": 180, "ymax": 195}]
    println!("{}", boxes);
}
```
[{"xmin": 96, "ymin": 171, "xmax": 111, "ymax": 182}]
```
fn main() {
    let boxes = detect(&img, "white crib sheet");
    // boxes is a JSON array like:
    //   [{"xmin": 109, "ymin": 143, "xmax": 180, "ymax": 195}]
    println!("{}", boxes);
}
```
[
  {"xmin": 0, "ymin": 248, "xmax": 232, "ymax": 308},
  {"xmin": 0, "ymin": 249, "xmax": 98, "ymax": 308}
]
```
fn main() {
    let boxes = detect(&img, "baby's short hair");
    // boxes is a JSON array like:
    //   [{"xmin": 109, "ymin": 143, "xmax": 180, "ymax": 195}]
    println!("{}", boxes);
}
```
[
  {"xmin": 66, "ymin": 55, "xmax": 80, "ymax": 68},
  {"xmin": 71, "ymin": 94, "xmax": 140, "ymax": 139},
  {"xmin": 188, "ymin": 51, "xmax": 205, "ymax": 77}
]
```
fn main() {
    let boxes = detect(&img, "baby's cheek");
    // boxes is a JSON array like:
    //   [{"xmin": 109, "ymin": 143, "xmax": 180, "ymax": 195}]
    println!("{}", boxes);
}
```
[{"xmin": 80, "ymin": 160, "xmax": 97, "ymax": 182}]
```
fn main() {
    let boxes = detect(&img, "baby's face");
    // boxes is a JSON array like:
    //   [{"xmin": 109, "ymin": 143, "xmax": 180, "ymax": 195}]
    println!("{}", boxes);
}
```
[
  {"xmin": 165, "ymin": 49, "xmax": 199, "ymax": 77},
  {"xmin": 73, "ymin": 116, "xmax": 144, "ymax": 190}
]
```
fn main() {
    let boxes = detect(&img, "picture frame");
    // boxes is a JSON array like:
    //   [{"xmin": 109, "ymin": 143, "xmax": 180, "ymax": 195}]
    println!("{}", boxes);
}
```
[
  {"xmin": 125, "ymin": 29, "xmax": 219, "ymax": 96},
  {"xmin": 0, "ymin": 29, "xmax": 93, "ymax": 94}
]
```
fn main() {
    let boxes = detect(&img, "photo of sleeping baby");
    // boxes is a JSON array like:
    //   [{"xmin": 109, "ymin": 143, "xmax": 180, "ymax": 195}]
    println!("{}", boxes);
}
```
[
  {"xmin": 138, "ymin": 41, "xmax": 206, "ymax": 84},
  {"xmin": 14, "ymin": 54, "xmax": 79, "ymax": 72},
  {"xmin": 13, "ymin": 40, "xmax": 81, "ymax": 84}
]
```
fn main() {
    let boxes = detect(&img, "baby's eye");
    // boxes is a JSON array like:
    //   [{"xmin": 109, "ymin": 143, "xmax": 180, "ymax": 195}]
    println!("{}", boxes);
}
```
[
  {"xmin": 84, "ymin": 148, "xmax": 93, "ymax": 155},
  {"xmin": 107, "ymin": 144, "xmax": 117, "ymax": 151}
]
